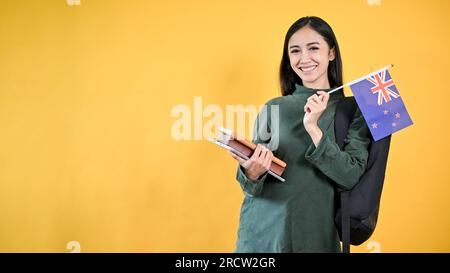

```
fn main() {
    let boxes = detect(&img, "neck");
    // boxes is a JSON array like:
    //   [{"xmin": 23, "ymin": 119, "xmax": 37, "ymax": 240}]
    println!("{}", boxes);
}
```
[{"xmin": 303, "ymin": 77, "xmax": 331, "ymax": 89}]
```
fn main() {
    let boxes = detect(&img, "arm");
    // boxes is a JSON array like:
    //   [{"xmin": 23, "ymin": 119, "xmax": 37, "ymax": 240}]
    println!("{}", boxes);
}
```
[
  {"xmin": 235, "ymin": 164, "xmax": 269, "ymax": 197},
  {"xmin": 231, "ymin": 104, "xmax": 275, "ymax": 197},
  {"xmin": 305, "ymin": 107, "xmax": 371, "ymax": 190},
  {"xmin": 307, "ymin": 126, "xmax": 323, "ymax": 148}
]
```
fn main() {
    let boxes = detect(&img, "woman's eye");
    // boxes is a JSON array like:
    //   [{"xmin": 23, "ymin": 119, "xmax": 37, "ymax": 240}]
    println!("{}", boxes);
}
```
[
  {"xmin": 309, "ymin": 47, "xmax": 319, "ymax": 51},
  {"xmin": 290, "ymin": 50, "xmax": 299, "ymax": 53}
]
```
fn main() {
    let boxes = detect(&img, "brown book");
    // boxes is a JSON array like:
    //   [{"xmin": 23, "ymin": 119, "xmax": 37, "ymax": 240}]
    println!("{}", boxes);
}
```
[{"xmin": 216, "ymin": 127, "xmax": 286, "ymax": 177}]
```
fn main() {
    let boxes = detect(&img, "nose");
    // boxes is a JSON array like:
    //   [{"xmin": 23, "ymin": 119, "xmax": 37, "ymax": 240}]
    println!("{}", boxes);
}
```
[{"xmin": 299, "ymin": 51, "xmax": 311, "ymax": 64}]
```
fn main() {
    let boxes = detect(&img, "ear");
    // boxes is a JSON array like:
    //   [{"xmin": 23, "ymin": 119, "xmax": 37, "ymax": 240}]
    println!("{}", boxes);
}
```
[{"xmin": 329, "ymin": 47, "xmax": 336, "ymax": 61}]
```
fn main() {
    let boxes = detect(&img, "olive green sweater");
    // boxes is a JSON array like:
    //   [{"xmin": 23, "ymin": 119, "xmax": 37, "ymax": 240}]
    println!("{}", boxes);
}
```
[{"xmin": 234, "ymin": 84, "xmax": 371, "ymax": 253}]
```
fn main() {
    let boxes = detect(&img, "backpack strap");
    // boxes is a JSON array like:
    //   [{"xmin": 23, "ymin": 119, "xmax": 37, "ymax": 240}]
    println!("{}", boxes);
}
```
[
  {"xmin": 335, "ymin": 96, "xmax": 358, "ymax": 254},
  {"xmin": 335, "ymin": 97, "xmax": 358, "ymax": 149},
  {"xmin": 341, "ymin": 191, "xmax": 350, "ymax": 253}
]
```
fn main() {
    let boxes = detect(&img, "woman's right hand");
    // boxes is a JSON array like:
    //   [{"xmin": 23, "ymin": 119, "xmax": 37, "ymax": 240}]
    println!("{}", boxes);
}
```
[{"xmin": 229, "ymin": 144, "xmax": 273, "ymax": 181}]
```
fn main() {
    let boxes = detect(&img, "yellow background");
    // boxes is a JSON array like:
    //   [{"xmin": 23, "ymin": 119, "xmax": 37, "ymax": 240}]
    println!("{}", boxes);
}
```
[{"xmin": 0, "ymin": 0, "xmax": 449, "ymax": 252}]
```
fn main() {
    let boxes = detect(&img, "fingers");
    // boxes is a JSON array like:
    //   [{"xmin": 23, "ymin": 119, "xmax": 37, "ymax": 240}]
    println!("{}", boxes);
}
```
[
  {"xmin": 229, "ymin": 150, "xmax": 246, "ymax": 165},
  {"xmin": 305, "ymin": 95, "xmax": 321, "ymax": 113},
  {"xmin": 256, "ymin": 144, "xmax": 268, "ymax": 161},
  {"xmin": 305, "ymin": 91, "xmax": 329, "ymax": 113},
  {"xmin": 252, "ymin": 144, "xmax": 271, "ymax": 167},
  {"xmin": 240, "ymin": 145, "xmax": 273, "ymax": 179},
  {"xmin": 304, "ymin": 101, "xmax": 319, "ymax": 113},
  {"xmin": 308, "ymin": 94, "xmax": 322, "ymax": 104},
  {"xmin": 257, "ymin": 145, "xmax": 272, "ymax": 171},
  {"xmin": 250, "ymin": 144, "xmax": 263, "ymax": 160},
  {"xmin": 316, "ymin": 91, "xmax": 330, "ymax": 103},
  {"xmin": 263, "ymin": 149, "xmax": 273, "ymax": 170}
]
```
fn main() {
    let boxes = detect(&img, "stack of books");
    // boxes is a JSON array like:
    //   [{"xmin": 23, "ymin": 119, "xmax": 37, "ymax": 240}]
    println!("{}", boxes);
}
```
[{"xmin": 208, "ymin": 127, "xmax": 286, "ymax": 182}]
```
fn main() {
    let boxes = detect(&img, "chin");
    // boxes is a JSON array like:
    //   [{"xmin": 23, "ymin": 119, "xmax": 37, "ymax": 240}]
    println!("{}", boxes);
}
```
[
  {"xmin": 300, "ymin": 76, "xmax": 319, "ymax": 85},
  {"xmin": 300, "ymin": 71, "xmax": 326, "ymax": 87}
]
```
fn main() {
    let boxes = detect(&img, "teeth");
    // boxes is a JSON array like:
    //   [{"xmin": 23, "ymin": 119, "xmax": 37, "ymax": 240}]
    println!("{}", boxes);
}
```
[{"xmin": 300, "ymin": 66, "xmax": 317, "ymax": 72}]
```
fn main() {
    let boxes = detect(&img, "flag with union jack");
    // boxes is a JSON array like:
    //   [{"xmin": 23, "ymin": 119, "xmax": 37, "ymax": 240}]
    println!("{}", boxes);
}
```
[{"xmin": 349, "ymin": 68, "xmax": 413, "ymax": 141}]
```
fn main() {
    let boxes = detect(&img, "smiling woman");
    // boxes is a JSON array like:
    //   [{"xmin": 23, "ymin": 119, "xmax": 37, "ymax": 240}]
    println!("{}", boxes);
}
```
[
  {"xmin": 288, "ymin": 33, "xmax": 335, "ymax": 89},
  {"xmin": 0, "ymin": 0, "xmax": 447, "ymax": 254},
  {"xmin": 279, "ymin": 16, "xmax": 343, "ymax": 96},
  {"xmin": 230, "ymin": 16, "xmax": 372, "ymax": 253}
]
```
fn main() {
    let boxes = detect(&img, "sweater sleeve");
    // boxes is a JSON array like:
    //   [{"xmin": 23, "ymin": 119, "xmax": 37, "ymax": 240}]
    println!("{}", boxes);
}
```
[
  {"xmin": 304, "ymin": 107, "xmax": 371, "ymax": 190},
  {"xmin": 236, "ymin": 165, "xmax": 269, "ymax": 197},
  {"xmin": 235, "ymin": 103, "xmax": 275, "ymax": 197}
]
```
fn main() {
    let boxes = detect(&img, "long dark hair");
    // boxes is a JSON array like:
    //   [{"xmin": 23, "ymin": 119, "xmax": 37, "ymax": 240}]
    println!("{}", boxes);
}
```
[{"xmin": 279, "ymin": 16, "xmax": 343, "ymax": 96}]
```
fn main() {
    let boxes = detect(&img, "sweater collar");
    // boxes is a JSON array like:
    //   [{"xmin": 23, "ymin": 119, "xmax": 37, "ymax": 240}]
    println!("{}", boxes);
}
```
[{"xmin": 293, "ymin": 83, "xmax": 343, "ymax": 99}]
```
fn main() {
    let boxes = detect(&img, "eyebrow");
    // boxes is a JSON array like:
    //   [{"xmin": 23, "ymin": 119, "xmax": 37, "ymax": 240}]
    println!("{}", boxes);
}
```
[{"xmin": 289, "ymin": 42, "xmax": 320, "ymax": 49}]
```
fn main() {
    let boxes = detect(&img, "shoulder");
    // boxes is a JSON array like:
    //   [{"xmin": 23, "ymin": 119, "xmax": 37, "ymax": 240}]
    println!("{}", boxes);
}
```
[{"xmin": 264, "ymin": 95, "xmax": 290, "ymax": 107}]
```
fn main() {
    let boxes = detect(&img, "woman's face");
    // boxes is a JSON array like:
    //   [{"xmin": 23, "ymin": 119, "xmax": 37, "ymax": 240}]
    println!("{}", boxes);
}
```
[{"xmin": 288, "ymin": 26, "xmax": 335, "ymax": 89}]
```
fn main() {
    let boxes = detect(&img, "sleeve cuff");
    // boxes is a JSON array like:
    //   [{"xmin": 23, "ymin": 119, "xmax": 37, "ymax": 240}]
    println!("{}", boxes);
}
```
[
  {"xmin": 238, "ymin": 165, "xmax": 268, "ymax": 183},
  {"xmin": 237, "ymin": 165, "xmax": 267, "ymax": 197},
  {"xmin": 304, "ymin": 134, "xmax": 330, "ymax": 164}
]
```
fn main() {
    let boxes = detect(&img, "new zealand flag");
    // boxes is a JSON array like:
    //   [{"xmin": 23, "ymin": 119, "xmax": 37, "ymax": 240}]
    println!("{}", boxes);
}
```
[{"xmin": 350, "ymin": 69, "xmax": 413, "ymax": 141}]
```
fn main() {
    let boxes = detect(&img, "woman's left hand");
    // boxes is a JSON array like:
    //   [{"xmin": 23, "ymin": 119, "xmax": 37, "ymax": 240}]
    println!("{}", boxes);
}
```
[{"xmin": 303, "ymin": 90, "xmax": 330, "ymax": 131}]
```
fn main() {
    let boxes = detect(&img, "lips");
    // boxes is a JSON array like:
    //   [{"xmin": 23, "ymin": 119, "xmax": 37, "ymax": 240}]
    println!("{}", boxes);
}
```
[{"xmin": 299, "ymin": 65, "xmax": 317, "ymax": 72}]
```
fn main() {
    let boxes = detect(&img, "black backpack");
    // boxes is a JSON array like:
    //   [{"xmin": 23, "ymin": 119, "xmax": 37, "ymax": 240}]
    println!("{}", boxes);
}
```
[{"xmin": 334, "ymin": 96, "xmax": 391, "ymax": 253}]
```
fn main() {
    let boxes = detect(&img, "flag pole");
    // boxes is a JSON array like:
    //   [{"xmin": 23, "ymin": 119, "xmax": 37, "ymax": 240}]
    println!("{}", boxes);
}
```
[{"xmin": 328, "ymin": 64, "xmax": 394, "ymax": 95}]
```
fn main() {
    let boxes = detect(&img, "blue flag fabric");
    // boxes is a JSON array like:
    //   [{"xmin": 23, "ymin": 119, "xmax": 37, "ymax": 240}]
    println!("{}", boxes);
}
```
[{"xmin": 349, "ymin": 69, "xmax": 413, "ymax": 141}]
